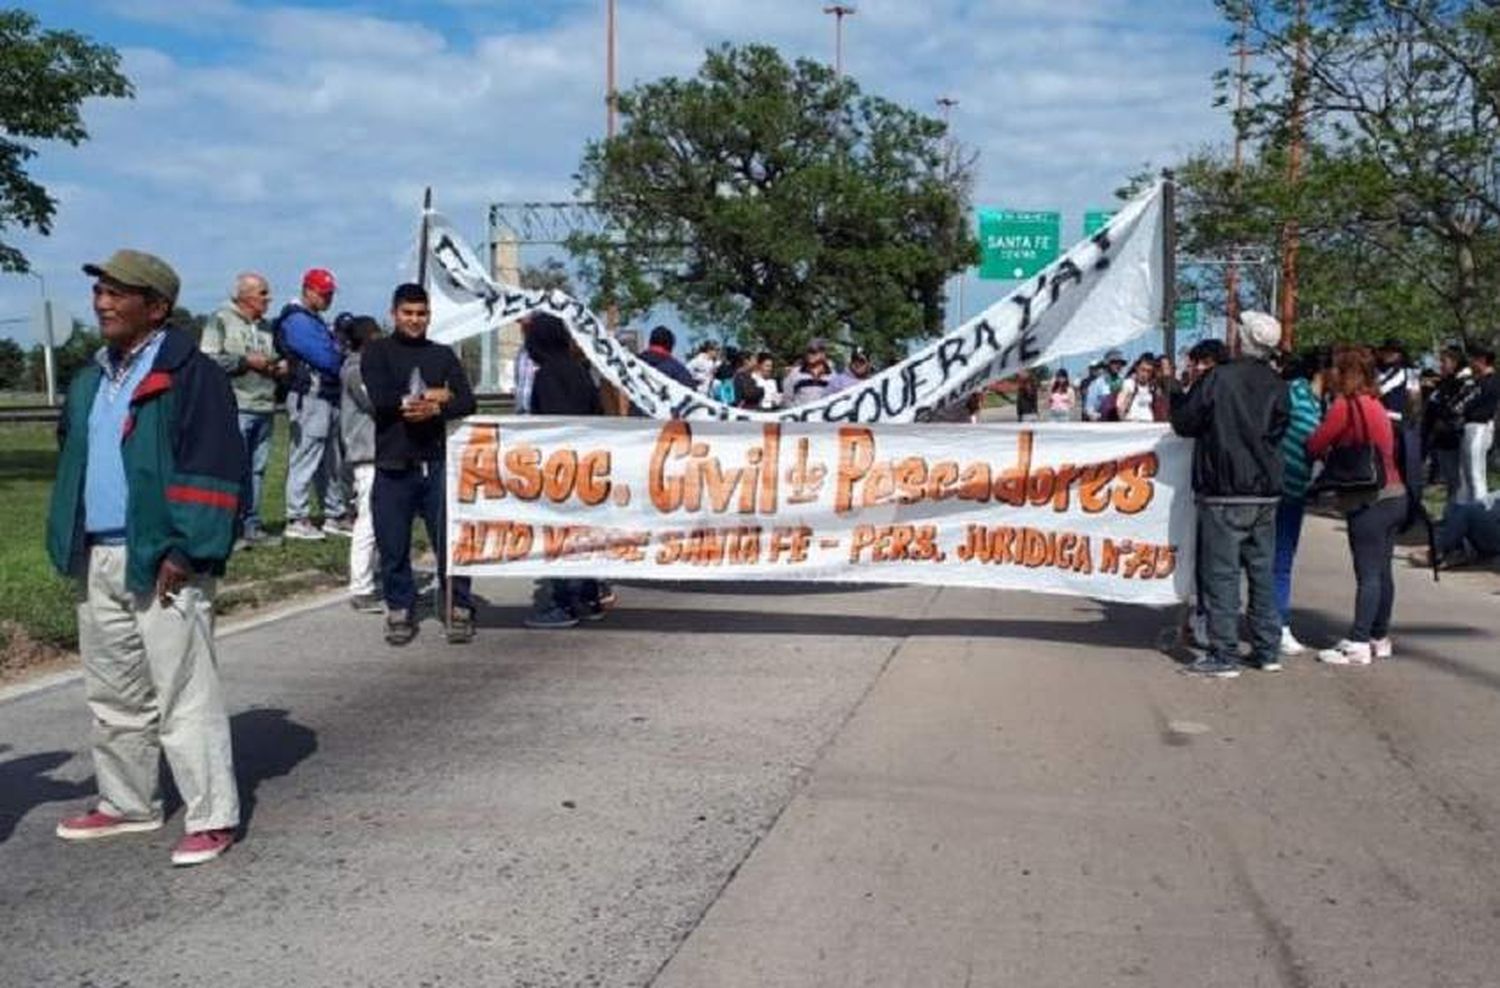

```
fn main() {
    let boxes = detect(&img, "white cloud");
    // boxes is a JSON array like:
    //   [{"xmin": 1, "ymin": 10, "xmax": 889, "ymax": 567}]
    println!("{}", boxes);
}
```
[{"xmin": 2, "ymin": 0, "xmax": 1231, "ymax": 347}]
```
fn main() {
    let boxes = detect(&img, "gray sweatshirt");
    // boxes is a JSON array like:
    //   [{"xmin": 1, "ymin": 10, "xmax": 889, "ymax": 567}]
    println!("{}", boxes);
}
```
[{"xmin": 340, "ymin": 354, "xmax": 376, "ymax": 465}]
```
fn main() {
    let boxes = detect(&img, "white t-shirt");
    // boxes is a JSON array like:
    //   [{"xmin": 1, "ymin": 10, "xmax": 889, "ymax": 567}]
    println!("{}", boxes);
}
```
[
  {"xmin": 1117, "ymin": 379, "xmax": 1158, "ymax": 422},
  {"xmin": 687, "ymin": 353, "xmax": 718, "ymax": 392},
  {"xmin": 753, "ymin": 373, "xmax": 781, "ymax": 409}
]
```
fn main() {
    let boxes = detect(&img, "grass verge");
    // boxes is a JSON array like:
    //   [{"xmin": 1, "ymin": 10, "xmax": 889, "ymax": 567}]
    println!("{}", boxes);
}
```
[{"xmin": 1, "ymin": 416, "xmax": 357, "ymax": 676}]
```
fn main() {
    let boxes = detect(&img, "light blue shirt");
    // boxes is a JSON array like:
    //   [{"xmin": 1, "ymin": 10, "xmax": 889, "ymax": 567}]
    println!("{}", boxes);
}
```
[
  {"xmin": 1084, "ymin": 373, "xmax": 1119, "ymax": 420},
  {"xmin": 85, "ymin": 333, "xmax": 165, "ymax": 534}
]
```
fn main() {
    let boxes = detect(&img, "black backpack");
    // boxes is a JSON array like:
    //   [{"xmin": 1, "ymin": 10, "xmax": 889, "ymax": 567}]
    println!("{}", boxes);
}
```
[{"xmin": 270, "ymin": 304, "xmax": 312, "ymax": 400}]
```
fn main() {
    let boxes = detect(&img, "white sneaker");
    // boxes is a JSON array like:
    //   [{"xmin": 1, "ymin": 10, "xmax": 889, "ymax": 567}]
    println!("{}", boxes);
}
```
[
  {"xmin": 283, "ymin": 519, "xmax": 326, "ymax": 541},
  {"xmin": 1318, "ymin": 640, "xmax": 1372, "ymax": 666},
  {"xmin": 1372, "ymin": 637, "xmax": 1394, "ymax": 659},
  {"xmin": 1279, "ymin": 627, "xmax": 1307, "ymax": 657}
]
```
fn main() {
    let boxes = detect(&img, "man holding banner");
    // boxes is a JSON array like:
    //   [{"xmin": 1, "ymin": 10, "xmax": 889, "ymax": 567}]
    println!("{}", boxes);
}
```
[{"xmin": 361, "ymin": 283, "xmax": 477, "ymax": 645}]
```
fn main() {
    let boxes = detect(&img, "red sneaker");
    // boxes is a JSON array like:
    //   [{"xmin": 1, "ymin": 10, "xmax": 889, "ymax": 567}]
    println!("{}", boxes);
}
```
[
  {"xmin": 171, "ymin": 828, "xmax": 235, "ymax": 867},
  {"xmin": 55, "ymin": 809, "xmax": 163, "ymax": 841}
]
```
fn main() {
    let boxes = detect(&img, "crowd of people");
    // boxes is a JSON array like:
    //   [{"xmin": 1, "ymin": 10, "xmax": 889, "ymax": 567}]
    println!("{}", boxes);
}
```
[
  {"xmin": 36, "ymin": 246, "xmax": 1500, "ymax": 866},
  {"xmin": 1163, "ymin": 312, "xmax": 1498, "ymax": 678}
]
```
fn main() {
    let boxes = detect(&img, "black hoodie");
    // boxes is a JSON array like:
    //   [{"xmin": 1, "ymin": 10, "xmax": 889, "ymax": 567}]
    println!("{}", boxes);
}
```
[{"xmin": 526, "ymin": 315, "xmax": 602, "ymax": 416}]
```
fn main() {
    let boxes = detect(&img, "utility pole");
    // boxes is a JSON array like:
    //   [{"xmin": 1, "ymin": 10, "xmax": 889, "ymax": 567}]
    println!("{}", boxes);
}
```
[
  {"xmin": 1279, "ymin": 0, "xmax": 1307, "ymax": 351},
  {"xmin": 1226, "ymin": 2, "xmax": 1251, "ymax": 356},
  {"xmin": 29, "ymin": 270, "xmax": 56, "ymax": 406},
  {"xmin": 602, "ymin": 0, "xmax": 626, "ymax": 413},
  {"xmin": 937, "ymin": 96, "xmax": 964, "ymax": 326},
  {"xmin": 823, "ymin": 5, "xmax": 856, "ymax": 78},
  {"xmin": 606, "ymin": 0, "xmax": 618, "ymax": 140}
]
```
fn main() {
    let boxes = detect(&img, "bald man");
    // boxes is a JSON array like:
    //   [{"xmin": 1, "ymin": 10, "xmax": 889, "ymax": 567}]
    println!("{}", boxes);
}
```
[{"xmin": 200, "ymin": 272, "xmax": 284, "ymax": 546}]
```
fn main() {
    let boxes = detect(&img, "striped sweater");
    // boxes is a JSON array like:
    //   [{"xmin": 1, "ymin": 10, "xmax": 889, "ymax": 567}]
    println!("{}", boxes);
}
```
[{"xmin": 1280, "ymin": 378, "xmax": 1322, "ymax": 499}]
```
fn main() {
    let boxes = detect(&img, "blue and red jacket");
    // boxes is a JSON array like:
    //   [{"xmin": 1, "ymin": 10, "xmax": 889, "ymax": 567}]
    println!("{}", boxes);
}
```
[{"xmin": 47, "ymin": 328, "xmax": 246, "ymax": 593}]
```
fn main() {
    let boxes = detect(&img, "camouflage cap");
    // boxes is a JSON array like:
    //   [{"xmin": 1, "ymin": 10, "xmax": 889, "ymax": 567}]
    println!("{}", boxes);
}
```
[{"xmin": 83, "ymin": 249, "xmax": 180, "ymax": 304}]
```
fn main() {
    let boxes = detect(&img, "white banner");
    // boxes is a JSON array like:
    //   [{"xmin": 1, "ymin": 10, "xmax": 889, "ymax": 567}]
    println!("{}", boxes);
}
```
[
  {"xmin": 447, "ymin": 418, "xmax": 1196, "ymax": 605},
  {"xmin": 424, "ymin": 182, "xmax": 1165, "ymax": 422}
]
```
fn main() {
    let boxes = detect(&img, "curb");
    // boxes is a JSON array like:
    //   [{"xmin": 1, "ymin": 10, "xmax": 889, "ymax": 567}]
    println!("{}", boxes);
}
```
[{"xmin": 0, "ymin": 586, "xmax": 350, "ymax": 706}]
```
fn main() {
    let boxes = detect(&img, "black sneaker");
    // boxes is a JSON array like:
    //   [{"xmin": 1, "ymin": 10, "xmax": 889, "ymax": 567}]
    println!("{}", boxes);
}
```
[
  {"xmin": 385, "ymin": 610, "xmax": 417, "ymax": 646},
  {"xmin": 575, "ymin": 600, "xmax": 607, "ymax": 622},
  {"xmin": 445, "ymin": 605, "xmax": 476, "ymax": 644},
  {"xmin": 1182, "ymin": 655, "xmax": 1240, "ymax": 679},
  {"xmin": 1243, "ymin": 655, "xmax": 1282, "ymax": 673}
]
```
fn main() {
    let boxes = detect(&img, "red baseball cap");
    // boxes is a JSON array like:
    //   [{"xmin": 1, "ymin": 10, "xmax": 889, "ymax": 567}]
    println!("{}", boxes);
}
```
[{"xmin": 302, "ymin": 268, "xmax": 337, "ymax": 295}]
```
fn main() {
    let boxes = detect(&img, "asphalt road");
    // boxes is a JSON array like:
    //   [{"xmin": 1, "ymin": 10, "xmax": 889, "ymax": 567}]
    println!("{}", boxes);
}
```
[{"xmin": 3, "ymin": 516, "xmax": 1499, "ymax": 987}]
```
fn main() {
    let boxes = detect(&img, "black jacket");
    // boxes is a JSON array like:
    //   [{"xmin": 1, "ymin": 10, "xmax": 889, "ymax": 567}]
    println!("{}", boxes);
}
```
[
  {"xmin": 1170, "ymin": 358, "xmax": 1289, "ymax": 500},
  {"xmin": 360, "ymin": 333, "xmax": 476, "ymax": 466}
]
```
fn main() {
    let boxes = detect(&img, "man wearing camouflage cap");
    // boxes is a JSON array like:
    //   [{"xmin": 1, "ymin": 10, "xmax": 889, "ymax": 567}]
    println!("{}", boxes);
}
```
[{"xmin": 46, "ymin": 249, "xmax": 246, "ymax": 866}]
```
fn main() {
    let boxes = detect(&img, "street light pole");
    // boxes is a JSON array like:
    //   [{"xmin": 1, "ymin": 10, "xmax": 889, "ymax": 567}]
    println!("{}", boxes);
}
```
[
  {"xmin": 29, "ymin": 270, "xmax": 56, "ymax": 406},
  {"xmin": 937, "ymin": 96, "xmax": 964, "ymax": 326},
  {"xmin": 823, "ymin": 5, "xmax": 856, "ymax": 78},
  {"xmin": 606, "ymin": 0, "xmax": 618, "ymax": 140}
]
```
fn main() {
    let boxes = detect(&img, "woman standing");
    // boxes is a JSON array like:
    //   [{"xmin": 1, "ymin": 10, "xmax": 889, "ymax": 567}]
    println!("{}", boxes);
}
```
[
  {"xmin": 1115, "ymin": 353, "xmax": 1163, "ymax": 422},
  {"xmin": 1273, "ymin": 349, "xmax": 1327, "ymax": 656},
  {"xmin": 1047, "ymin": 370, "xmax": 1076, "ymax": 422},
  {"xmin": 1306, "ymin": 345, "xmax": 1405, "ymax": 665}
]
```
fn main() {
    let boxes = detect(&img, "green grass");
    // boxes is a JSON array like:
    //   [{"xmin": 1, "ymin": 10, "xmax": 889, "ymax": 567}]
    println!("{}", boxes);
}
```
[{"xmin": 1, "ymin": 415, "xmax": 359, "ymax": 653}]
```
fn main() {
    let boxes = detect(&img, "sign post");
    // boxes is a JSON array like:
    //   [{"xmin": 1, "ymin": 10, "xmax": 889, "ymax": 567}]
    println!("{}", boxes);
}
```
[{"xmin": 978, "ymin": 209, "xmax": 1061, "ymax": 280}]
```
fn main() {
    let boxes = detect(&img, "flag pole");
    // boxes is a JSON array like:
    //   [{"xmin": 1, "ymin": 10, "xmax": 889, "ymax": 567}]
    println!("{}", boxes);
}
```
[
  {"xmin": 419, "ymin": 185, "xmax": 455, "ymax": 629},
  {"xmin": 418, "ymin": 186, "xmax": 433, "ymax": 290},
  {"xmin": 1161, "ymin": 169, "xmax": 1178, "ymax": 362}
]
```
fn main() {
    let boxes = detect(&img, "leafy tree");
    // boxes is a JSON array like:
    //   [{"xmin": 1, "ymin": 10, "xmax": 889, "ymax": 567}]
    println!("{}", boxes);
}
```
[
  {"xmin": 571, "ymin": 43, "xmax": 978, "ymax": 363},
  {"xmin": 1222, "ymin": 0, "xmax": 1500, "ymax": 345},
  {"xmin": 0, "ymin": 335, "xmax": 23, "ymax": 387},
  {"xmin": 26, "ymin": 320, "xmax": 98, "ymax": 392},
  {"xmin": 0, "ymin": 8, "xmax": 132, "ymax": 272}
]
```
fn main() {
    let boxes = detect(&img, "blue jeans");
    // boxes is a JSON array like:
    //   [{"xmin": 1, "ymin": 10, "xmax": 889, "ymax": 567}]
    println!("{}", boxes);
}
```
[
  {"xmin": 1437, "ymin": 500, "xmax": 1500, "ymax": 557},
  {"xmin": 1273, "ymin": 498, "xmax": 1305, "ymax": 627},
  {"xmin": 372, "ymin": 460, "xmax": 471, "ymax": 615},
  {"xmin": 1345, "ymin": 496, "xmax": 1404, "ymax": 641},
  {"xmin": 1197, "ymin": 502, "xmax": 1280, "ymax": 664},
  {"xmin": 238, "ymin": 412, "xmax": 274, "ymax": 533}
]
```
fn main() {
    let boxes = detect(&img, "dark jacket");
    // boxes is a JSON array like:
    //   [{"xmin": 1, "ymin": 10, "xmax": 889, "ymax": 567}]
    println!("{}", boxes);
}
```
[
  {"xmin": 360, "ymin": 333, "xmax": 476, "ymax": 466},
  {"xmin": 1170, "ymin": 358, "xmax": 1289, "ymax": 501},
  {"xmin": 272, "ymin": 303, "xmax": 344, "ymax": 401},
  {"xmin": 527, "ymin": 318, "xmax": 602, "ymax": 416},
  {"xmin": 631, "ymin": 346, "xmax": 696, "ymax": 416},
  {"xmin": 47, "ymin": 328, "xmax": 246, "ymax": 593}
]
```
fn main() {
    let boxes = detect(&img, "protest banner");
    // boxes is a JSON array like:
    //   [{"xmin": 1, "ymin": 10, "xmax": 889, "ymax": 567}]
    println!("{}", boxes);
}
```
[
  {"xmin": 447, "ymin": 418, "xmax": 1196, "ymax": 605},
  {"xmin": 422, "ymin": 181, "xmax": 1167, "ymax": 423}
]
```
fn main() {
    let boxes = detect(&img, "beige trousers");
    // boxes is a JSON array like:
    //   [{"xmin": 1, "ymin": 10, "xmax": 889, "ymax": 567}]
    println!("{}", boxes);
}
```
[{"xmin": 77, "ymin": 545, "xmax": 239, "ymax": 832}]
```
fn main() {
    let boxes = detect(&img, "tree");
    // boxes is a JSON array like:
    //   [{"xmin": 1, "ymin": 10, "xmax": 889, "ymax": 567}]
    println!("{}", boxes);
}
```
[
  {"xmin": 1224, "ymin": 0, "xmax": 1500, "ymax": 345},
  {"xmin": 0, "ymin": 336, "xmax": 23, "ymax": 388},
  {"xmin": 0, "ymin": 8, "xmax": 132, "ymax": 272},
  {"xmin": 26, "ymin": 321, "xmax": 98, "ymax": 393},
  {"xmin": 570, "ymin": 44, "xmax": 978, "ymax": 363}
]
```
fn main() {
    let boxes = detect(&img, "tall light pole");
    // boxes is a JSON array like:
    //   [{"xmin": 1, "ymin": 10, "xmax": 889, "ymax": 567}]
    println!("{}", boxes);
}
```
[
  {"xmin": 606, "ymin": 0, "xmax": 618, "ymax": 140},
  {"xmin": 823, "ymin": 5, "xmax": 856, "ymax": 78},
  {"xmin": 27, "ymin": 271, "xmax": 57, "ymax": 405},
  {"xmin": 937, "ymin": 96, "xmax": 964, "ymax": 327}
]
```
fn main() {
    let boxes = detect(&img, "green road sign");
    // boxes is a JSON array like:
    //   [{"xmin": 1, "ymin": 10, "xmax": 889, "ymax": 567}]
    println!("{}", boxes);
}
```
[
  {"xmin": 1084, "ymin": 210, "xmax": 1116, "ymax": 237},
  {"xmin": 1173, "ymin": 300, "xmax": 1199, "ymax": 331},
  {"xmin": 978, "ymin": 209, "xmax": 1060, "ymax": 280}
]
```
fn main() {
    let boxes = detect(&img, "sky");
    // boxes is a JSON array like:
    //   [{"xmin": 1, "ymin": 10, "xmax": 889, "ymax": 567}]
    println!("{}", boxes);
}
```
[{"xmin": 2, "ymin": 0, "xmax": 1234, "ymax": 354}]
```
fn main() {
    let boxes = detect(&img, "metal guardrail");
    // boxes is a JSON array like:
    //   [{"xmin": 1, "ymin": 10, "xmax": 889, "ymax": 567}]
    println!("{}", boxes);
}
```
[{"xmin": 1, "ymin": 394, "xmax": 518, "ymax": 426}]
